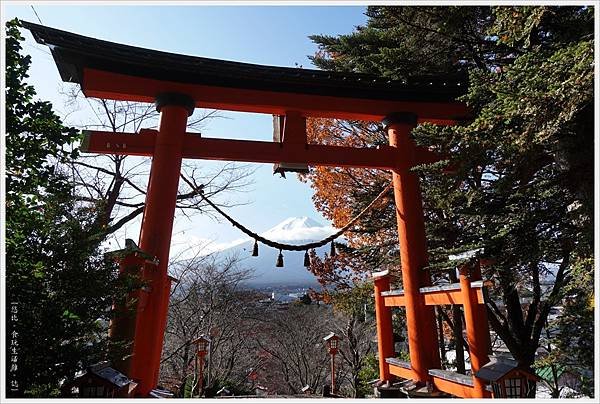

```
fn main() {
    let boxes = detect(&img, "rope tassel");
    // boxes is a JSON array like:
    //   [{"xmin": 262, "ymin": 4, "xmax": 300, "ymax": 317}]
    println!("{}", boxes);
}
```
[
  {"xmin": 276, "ymin": 249, "xmax": 284, "ymax": 267},
  {"xmin": 330, "ymin": 240, "xmax": 336, "ymax": 257},
  {"xmin": 252, "ymin": 239, "xmax": 259, "ymax": 256},
  {"xmin": 303, "ymin": 250, "xmax": 310, "ymax": 267}
]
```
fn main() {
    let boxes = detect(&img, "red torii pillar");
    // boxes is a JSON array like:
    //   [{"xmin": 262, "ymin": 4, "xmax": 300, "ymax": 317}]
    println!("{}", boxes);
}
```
[
  {"xmin": 128, "ymin": 93, "xmax": 195, "ymax": 395},
  {"xmin": 459, "ymin": 262, "xmax": 491, "ymax": 397},
  {"xmin": 383, "ymin": 113, "xmax": 441, "ymax": 383}
]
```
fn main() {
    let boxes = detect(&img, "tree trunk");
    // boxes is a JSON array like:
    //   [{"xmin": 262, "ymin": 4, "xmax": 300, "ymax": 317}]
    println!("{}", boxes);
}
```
[
  {"xmin": 437, "ymin": 307, "xmax": 446, "ymax": 368},
  {"xmin": 449, "ymin": 270, "xmax": 465, "ymax": 374},
  {"xmin": 453, "ymin": 305, "xmax": 465, "ymax": 374}
]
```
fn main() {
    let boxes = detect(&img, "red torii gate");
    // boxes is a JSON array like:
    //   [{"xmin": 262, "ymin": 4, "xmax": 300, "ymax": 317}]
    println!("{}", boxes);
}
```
[{"xmin": 24, "ymin": 21, "xmax": 491, "ymax": 398}]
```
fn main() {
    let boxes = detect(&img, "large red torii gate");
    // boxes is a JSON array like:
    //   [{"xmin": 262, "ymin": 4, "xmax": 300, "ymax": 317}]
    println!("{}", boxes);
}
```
[{"xmin": 24, "ymin": 21, "xmax": 491, "ymax": 398}]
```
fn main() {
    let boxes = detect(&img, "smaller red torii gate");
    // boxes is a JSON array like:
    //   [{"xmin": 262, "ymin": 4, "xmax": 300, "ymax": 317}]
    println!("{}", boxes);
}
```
[{"xmin": 24, "ymin": 21, "xmax": 491, "ymax": 398}]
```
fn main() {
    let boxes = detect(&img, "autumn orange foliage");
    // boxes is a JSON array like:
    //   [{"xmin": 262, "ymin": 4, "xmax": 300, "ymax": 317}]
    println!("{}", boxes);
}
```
[{"xmin": 301, "ymin": 118, "xmax": 400, "ymax": 291}]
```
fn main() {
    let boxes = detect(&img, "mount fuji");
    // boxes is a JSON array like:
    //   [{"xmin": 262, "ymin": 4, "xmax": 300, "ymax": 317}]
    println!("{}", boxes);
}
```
[{"xmin": 221, "ymin": 217, "xmax": 336, "ymax": 287}]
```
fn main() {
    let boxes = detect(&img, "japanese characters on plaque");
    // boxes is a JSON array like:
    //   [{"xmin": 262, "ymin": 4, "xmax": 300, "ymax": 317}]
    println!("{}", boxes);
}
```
[{"xmin": 9, "ymin": 302, "xmax": 19, "ymax": 393}]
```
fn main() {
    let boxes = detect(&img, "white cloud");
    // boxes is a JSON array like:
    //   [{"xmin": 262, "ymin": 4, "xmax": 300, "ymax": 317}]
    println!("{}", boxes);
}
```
[{"xmin": 169, "ymin": 232, "xmax": 248, "ymax": 262}]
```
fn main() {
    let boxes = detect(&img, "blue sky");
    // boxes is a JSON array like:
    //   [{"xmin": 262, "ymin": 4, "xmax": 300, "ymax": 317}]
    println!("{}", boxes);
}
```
[{"xmin": 3, "ymin": 4, "xmax": 368, "ymax": 259}]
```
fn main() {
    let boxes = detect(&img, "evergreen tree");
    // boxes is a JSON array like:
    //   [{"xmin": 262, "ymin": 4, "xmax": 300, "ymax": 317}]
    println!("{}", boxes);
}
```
[
  {"xmin": 5, "ymin": 19, "xmax": 117, "ymax": 397},
  {"xmin": 306, "ymin": 6, "xmax": 594, "ymax": 396},
  {"xmin": 535, "ymin": 256, "xmax": 595, "ymax": 397}
]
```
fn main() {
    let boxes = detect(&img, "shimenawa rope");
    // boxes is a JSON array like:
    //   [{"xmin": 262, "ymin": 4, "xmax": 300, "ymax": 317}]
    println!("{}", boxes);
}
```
[{"xmin": 194, "ymin": 181, "xmax": 393, "ymax": 252}]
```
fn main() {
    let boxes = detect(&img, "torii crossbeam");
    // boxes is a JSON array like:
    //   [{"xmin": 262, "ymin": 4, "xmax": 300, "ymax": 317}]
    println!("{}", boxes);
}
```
[{"xmin": 24, "ymin": 21, "xmax": 491, "ymax": 398}]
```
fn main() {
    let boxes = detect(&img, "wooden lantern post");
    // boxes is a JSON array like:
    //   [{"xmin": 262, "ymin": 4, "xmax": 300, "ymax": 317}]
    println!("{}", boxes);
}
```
[
  {"xmin": 324, "ymin": 332, "xmax": 341, "ymax": 394},
  {"xmin": 191, "ymin": 335, "xmax": 211, "ymax": 397}
]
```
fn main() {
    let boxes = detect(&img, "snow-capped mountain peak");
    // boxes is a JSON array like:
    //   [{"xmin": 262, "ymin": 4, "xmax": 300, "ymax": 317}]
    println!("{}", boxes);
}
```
[
  {"xmin": 266, "ymin": 216, "xmax": 322, "ymax": 232},
  {"xmin": 261, "ymin": 216, "xmax": 335, "ymax": 242}
]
